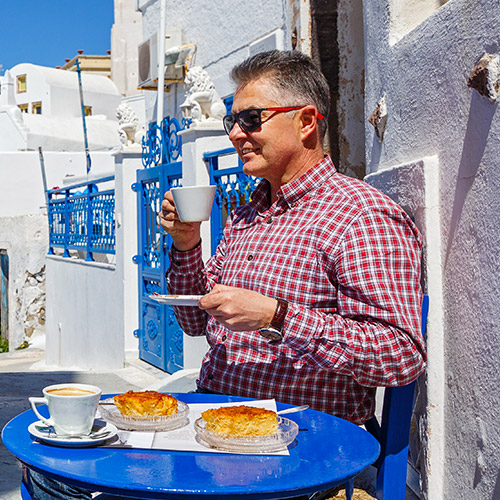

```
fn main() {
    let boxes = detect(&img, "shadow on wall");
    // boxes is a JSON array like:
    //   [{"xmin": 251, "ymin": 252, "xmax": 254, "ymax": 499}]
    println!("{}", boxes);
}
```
[
  {"xmin": 445, "ymin": 93, "xmax": 497, "ymax": 267},
  {"xmin": 490, "ymin": 469, "xmax": 500, "ymax": 500},
  {"xmin": 368, "ymin": 132, "xmax": 382, "ymax": 174}
]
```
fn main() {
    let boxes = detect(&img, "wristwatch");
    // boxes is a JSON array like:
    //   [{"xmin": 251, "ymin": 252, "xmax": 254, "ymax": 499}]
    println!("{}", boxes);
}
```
[{"xmin": 258, "ymin": 298, "xmax": 289, "ymax": 342}]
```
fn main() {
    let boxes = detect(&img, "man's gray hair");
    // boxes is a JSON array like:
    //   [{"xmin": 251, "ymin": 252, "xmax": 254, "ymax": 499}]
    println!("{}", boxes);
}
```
[{"xmin": 231, "ymin": 50, "xmax": 330, "ymax": 138}]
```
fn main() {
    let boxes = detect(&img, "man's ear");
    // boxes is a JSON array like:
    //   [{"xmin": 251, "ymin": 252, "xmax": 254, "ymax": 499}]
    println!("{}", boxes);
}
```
[{"xmin": 297, "ymin": 105, "xmax": 320, "ymax": 143}]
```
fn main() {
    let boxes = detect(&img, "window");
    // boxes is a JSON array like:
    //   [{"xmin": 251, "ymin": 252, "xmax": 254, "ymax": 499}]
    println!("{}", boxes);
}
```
[
  {"xmin": 18, "ymin": 104, "xmax": 28, "ymax": 113},
  {"xmin": 84, "ymin": 106, "xmax": 92, "ymax": 116},
  {"xmin": 32, "ymin": 102, "xmax": 42, "ymax": 114},
  {"xmin": 16, "ymin": 75, "xmax": 27, "ymax": 93}
]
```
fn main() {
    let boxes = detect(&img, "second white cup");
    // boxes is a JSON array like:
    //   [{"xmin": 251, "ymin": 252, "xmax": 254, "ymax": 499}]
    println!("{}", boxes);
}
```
[{"xmin": 171, "ymin": 185, "xmax": 216, "ymax": 222}]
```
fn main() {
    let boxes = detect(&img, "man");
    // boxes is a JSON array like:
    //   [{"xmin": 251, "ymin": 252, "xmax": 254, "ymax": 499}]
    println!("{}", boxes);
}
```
[
  {"xmin": 160, "ymin": 49, "xmax": 426, "ymax": 426},
  {"xmin": 25, "ymin": 49, "xmax": 424, "ymax": 500}
]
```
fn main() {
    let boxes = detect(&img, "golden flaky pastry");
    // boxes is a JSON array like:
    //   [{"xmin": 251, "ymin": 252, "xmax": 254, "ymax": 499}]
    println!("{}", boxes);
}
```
[
  {"xmin": 201, "ymin": 405, "xmax": 278, "ymax": 437},
  {"xmin": 114, "ymin": 390, "xmax": 178, "ymax": 417}
]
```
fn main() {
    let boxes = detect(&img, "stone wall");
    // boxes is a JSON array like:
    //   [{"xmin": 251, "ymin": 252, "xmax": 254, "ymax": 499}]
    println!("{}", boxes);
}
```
[{"xmin": 0, "ymin": 214, "xmax": 48, "ymax": 349}]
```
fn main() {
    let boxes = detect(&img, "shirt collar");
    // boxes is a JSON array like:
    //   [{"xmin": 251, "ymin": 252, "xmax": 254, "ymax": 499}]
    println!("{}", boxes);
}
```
[{"xmin": 251, "ymin": 156, "xmax": 337, "ymax": 212}]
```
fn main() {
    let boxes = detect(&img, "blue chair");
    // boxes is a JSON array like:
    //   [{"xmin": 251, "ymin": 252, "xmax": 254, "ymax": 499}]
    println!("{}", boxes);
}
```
[{"xmin": 364, "ymin": 294, "xmax": 429, "ymax": 499}]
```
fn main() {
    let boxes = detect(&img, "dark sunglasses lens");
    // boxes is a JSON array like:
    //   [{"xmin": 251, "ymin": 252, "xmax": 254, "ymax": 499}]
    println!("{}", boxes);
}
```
[
  {"xmin": 223, "ymin": 115, "xmax": 236, "ymax": 134},
  {"xmin": 239, "ymin": 109, "xmax": 262, "ymax": 131}
]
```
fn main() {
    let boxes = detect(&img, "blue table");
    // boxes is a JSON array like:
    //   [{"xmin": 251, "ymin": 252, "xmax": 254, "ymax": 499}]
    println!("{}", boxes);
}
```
[{"xmin": 2, "ymin": 393, "xmax": 379, "ymax": 499}]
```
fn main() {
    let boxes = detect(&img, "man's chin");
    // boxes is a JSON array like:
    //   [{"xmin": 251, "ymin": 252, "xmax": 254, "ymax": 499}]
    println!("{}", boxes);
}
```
[{"xmin": 242, "ymin": 161, "xmax": 264, "ymax": 178}]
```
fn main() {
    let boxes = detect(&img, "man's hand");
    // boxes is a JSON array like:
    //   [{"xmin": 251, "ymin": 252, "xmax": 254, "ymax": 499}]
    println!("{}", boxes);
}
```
[
  {"xmin": 198, "ymin": 284, "xmax": 277, "ymax": 332},
  {"xmin": 158, "ymin": 190, "xmax": 201, "ymax": 251}
]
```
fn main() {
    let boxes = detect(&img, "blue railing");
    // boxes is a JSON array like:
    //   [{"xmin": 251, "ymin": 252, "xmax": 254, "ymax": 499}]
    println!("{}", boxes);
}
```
[
  {"xmin": 47, "ymin": 176, "xmax": 115, "ymax": 261},
  {"xmin": 205, "ymin": 147, "xmax": 259, "ymax": 254}
]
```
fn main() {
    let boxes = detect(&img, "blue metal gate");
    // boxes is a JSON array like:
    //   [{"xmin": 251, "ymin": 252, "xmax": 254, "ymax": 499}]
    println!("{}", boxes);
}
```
[
  {"xmin": 133, "ymin": 118, "xmax": 184, "ymax": 372},
  {"xmin": 135, "ymin": 115, "xmax": 256, "ymax": 373}
]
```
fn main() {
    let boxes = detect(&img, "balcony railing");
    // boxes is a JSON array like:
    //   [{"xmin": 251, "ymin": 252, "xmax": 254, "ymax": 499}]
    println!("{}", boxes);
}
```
[{"xmin": 47, "ymin": 176, "xmax": 115, "ymax": 261}]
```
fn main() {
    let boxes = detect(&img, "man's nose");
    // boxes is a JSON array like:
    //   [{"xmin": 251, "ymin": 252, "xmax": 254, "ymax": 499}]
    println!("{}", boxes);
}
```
[{"xmin": 228, "ymin": 121, "xmax": 246, "ymax": 143}]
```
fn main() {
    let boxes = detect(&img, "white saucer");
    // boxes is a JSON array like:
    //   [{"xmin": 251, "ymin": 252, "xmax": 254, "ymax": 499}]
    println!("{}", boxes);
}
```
[
  {"xmin": 149, "ymin": 294, "xmax": 203, "ymax": 306},
  {"xmin": 28, "ymin": 420, "xmax": 118, "ymax": 447}
]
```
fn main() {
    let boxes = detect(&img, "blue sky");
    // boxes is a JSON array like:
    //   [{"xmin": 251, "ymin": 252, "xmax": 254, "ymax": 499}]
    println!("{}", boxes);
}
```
[{"xmin": 0, "ymin": 0, "xmax": 114, "ymax": 74}]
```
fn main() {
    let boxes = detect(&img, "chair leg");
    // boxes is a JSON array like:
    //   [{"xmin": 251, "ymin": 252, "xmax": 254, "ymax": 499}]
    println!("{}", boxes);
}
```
[
  {"xmin": 21, "ymin": 481, "xmax": 33, "ymax": 500},
  {"xmin": 345, "ymin": 479, "xmax": 354, "ymax": 500}
]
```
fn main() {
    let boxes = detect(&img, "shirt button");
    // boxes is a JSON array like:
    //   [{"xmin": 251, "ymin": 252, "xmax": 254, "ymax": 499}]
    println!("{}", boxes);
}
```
[
  {"xmin": 207, "ymin": 374, "xmax": 214, "ymax": 380},
  {"xmin": 266, "ymin": 217, "xmax": 273, "ymax": 224},
  {"xmin": 222, "ymin": 335, "xmax": 227, "ymax": 342},
  {"xmin": 247, "ymin": 255, "xmax": 254, "ymax": 261}
]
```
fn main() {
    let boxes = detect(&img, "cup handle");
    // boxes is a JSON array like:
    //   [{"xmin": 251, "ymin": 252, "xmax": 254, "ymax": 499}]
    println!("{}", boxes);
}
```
[{"xmin": 29, "ymin": 397, "xmax": 54, "ymax": 427}]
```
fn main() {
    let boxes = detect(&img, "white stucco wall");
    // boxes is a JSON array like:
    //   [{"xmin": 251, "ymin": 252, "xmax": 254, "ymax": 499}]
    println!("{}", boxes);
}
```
[
  {"xmin": 39, "ymin": 148, "xmax": 147, "ymax": 370},
  {"xmin": 138, "ymin": 0, "xmax": 300, "ymax": 124},
  {"xmin": 0, "ymin": 151, "xmax": 115, "ymax": 217},
  {"xmin": 363, "ymin": 0, "xmax": 500, "ymax": 498},
  {"xmin": 45, "ymin": 256, "xmax": 124, "ymax": 370},
  {"xmin": 113, "ymin": 151, "xmax": 141, "ymax": 357},
  {"xmin": 112, "ymin": 0, "xmax": 144, "ymax": 97}
]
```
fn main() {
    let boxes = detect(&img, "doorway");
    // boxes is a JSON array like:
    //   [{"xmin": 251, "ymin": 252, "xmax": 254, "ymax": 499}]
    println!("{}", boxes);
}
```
[{"xmin": 0, "ymin": 250, "xmax": 8, "ymax": 344}]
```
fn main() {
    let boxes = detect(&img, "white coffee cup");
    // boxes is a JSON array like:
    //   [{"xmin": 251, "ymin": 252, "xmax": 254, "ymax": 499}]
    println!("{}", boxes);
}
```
[
  {"xmin": 171, "ymin": 185, "xmax": 216, "ymax": 222},
  {"xmin": 29, "ymin": 383, "xmax": 102, "ymax": 436}
]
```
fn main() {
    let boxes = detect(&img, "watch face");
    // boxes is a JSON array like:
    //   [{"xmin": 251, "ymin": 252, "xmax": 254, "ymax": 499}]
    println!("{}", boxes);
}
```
[{"xmin": 258, "ymin": 328, "xmax": 283, "ymax": 342}]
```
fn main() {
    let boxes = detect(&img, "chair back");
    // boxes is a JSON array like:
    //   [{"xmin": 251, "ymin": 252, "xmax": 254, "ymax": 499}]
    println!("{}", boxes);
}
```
[{"xmin": 365, "ymin": 294, "xmax": 429, "ymax": 500}]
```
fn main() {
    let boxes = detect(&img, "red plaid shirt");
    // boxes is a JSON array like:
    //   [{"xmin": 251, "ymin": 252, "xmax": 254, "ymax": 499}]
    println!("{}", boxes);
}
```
[{"xmin": 167, "ymin": 156, "xmax": 425, "ymax": 424}]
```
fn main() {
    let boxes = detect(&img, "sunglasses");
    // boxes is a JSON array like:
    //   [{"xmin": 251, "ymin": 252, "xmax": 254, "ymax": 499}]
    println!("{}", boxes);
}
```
[{"xmin": 223, "ymin": 106, "xmax": 324, "ymax": 135}]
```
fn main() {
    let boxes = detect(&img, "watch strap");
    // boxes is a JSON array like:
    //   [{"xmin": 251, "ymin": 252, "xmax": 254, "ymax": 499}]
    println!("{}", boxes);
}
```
[
  {"xmin": 258, "ymin": 299, "xmax": 289, "ymax": 342},
  {"xmin": 268, "ymin": 298, "xmax": 289, "ymax": 332}
]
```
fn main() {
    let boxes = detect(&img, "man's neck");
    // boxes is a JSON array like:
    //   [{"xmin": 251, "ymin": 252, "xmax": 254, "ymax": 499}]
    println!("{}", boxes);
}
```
[{"xmin": 269, "ymin": 148, "xmax": 325, "ymax": 203}]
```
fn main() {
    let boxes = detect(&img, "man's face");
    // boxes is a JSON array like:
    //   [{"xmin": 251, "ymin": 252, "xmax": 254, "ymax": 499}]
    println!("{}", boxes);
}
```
[{"xmin": 228, "ymin": 77, "xmax": 303, "ymax": 185}]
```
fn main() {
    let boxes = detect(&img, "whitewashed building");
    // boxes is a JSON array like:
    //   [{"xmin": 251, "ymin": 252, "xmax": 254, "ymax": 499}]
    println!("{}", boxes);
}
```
[{"xmin": 0, "ymin": 63, "xmax": 121, "ymax": 152}]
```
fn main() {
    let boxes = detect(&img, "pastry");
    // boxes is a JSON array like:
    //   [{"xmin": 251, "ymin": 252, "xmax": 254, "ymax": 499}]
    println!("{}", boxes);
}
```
[
  {"xmin": 201, "ymin": 405, "xmax": 278, "ymax": 437},
  {"xmin": 114, "ymin": 390, "xmax": 178, "ymax": 417}
]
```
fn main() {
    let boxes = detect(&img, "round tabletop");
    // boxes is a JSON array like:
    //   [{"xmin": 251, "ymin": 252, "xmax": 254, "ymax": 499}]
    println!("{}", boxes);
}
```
[{"xmin": 2, "ymin": 393, "xmax": 380, "ymax": 499}]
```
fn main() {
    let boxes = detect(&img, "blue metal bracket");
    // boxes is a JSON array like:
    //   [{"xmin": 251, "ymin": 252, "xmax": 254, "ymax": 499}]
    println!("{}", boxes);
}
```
[{"xmin": 132, "ymin": 255, "xmax": 143, "ymax": 265}]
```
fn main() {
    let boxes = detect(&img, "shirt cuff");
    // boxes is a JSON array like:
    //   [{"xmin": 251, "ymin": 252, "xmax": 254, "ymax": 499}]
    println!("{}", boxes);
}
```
[{"xmin": 169, "ymin": 240, "xmax": 202, "ymax": 267}]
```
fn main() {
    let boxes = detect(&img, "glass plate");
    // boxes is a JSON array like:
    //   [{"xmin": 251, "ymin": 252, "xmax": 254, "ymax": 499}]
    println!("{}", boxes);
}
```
[
  {"xmin": 99, "ymin": 398, "xmax": 189, "ymax": 431},
  {"xmin": 194, "ymin": 416, "xmax": 299, "ymax": 453}
]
